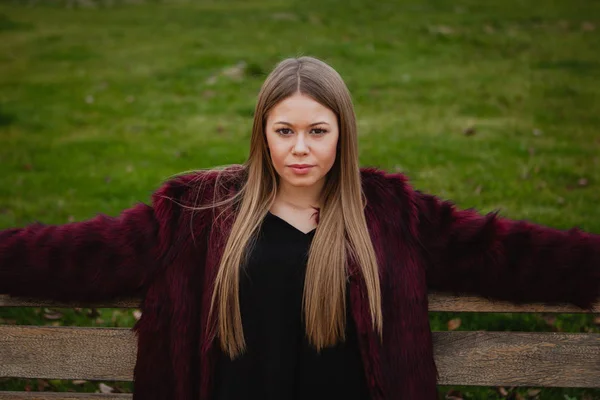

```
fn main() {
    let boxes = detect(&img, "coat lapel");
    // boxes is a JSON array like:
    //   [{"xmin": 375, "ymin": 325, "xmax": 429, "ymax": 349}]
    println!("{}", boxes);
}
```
[{"xmin": 348, "ymin": 254, "xmax": 386, "ymax": 399}]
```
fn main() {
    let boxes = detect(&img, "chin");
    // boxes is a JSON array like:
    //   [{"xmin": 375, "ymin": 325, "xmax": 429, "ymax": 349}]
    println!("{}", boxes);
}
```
[
  {"xmin": 284, "ymin": 178, "xmax": 316, "ymax": 187},
  {"xmin": 282, "ymin": 174, "xmax": 320, "ymax": 187}
]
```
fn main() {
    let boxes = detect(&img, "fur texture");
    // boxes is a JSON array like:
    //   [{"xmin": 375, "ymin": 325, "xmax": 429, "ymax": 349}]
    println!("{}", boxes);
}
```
[{"xmin": 1, "ymin": 167, "xmax": 599, "ymax": 399}]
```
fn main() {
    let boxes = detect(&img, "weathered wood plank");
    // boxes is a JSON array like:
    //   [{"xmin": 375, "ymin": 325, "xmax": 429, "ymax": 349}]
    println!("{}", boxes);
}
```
[
  {"xmin": 0, "ymin": 296, "xmax": 140, "ymax": 309},
  {"xmin": 434, "ymin": 331, "xmax": 600, "ymax": 387},
  {"xmin": 1, "ymin": 326, "xmax": 598, "ymax": 387},
  {"xmin": 1, "ymin": 294, "xmax": 598, "ymax": 313},
  {"xmin": 427, "ymin": 294, "xmax": 600, "ymax": 313},
  {"xmin": 0, "ymin": 393, "xmax": 131, "ymax": 400},
  {"xmin": 0, "ymin": 326, "xmax": 136, "ymax": 381}
]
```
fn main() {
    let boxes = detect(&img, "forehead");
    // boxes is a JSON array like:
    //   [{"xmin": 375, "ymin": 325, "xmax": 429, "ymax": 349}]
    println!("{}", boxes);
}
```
[{"xmin": 267, "ymin": 94, "xmax": 336, "ymax": 123}]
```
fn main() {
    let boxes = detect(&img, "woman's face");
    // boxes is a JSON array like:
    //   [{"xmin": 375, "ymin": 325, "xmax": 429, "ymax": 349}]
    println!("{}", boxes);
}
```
[{"xmin": 265, "ymin": 93, "xmax": 339, "ymax": 191}]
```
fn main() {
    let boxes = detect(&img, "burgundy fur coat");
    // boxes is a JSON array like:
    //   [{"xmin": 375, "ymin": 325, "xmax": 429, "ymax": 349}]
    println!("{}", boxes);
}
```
[{"xmin": 1, "ymin": 167, "xmax": 599, "ymax": 399}]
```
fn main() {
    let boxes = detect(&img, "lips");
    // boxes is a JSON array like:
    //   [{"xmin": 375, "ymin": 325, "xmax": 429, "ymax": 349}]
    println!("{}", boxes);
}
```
[{"xmin": 289, "ymin": 165, "xmax": 313, "ymax": 175}]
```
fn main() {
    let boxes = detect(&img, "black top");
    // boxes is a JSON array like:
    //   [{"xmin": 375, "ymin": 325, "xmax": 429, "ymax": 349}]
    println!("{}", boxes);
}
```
[{"xmin": 214, "ymin": 211, "xmax": 370, "ymax": 400}]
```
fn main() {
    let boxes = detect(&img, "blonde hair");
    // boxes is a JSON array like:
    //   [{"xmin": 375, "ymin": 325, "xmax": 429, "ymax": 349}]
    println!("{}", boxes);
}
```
[{"xmin": 187, "ymin": 56, "xmax": 382, "ymax": 358}]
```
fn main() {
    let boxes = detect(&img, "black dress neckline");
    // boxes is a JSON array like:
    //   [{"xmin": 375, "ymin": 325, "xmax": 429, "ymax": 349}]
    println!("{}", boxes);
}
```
[{"xmin": 266, "ymin": 211, "xmax": 317, "ymax": 236}]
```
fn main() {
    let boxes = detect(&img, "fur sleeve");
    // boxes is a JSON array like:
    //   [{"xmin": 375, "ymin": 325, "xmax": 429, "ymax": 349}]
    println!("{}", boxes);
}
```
[
  {"xmin": 416, "ymin": 191, "xmax": 600, "ymax": 309},
  {"xmin": 0, "ymin": 173, "xmax": 201, "ymax": 303}
]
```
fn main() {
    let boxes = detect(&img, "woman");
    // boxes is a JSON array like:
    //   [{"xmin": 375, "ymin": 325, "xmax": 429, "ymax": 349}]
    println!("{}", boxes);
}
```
[{"xmin": 1, "ymin": 56, "xmax": 599, "ymax": 400}]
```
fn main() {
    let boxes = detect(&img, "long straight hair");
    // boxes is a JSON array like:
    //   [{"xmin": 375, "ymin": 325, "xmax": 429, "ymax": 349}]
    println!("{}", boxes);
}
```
[{"xmin": 190, "ymin": 56, "xmax": 382, "ymax": 358}]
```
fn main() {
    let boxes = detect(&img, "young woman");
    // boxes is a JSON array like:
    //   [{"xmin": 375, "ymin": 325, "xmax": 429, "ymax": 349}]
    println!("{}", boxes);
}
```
[{"xmin": 1, "ymin": 56, "xmax": 599, "ymax": 400}]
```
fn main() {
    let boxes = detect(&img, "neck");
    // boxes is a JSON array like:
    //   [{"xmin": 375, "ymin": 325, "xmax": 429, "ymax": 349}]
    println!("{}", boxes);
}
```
[{"xmin": 276, "ymin": 178, "xmax": 325, "ymax": 210}]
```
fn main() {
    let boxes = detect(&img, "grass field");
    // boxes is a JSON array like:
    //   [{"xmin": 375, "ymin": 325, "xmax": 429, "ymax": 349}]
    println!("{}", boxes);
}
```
[{"xmin": 0, "ymin": 0, "xmax": 599, "ymax": 398}]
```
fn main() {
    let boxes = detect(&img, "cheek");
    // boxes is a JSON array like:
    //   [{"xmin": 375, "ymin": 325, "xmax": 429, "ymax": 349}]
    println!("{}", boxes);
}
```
[
  {"xmin": 267, "ymin": 142, "xmax": 287, "ymax": 168},
  {"xmin": 323, "ymin": 135, "xmax": 339, "ymax": 161}
]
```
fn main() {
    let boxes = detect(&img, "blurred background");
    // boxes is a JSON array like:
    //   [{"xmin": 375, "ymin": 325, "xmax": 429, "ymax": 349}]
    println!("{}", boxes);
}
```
[{"xmin": 0, "ymin": 0, "xmax": 599, "ymax": 398}]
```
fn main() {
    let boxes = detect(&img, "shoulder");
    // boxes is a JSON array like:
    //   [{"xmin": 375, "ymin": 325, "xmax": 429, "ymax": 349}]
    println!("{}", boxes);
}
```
[
  {"xmin": 151, "ymin": 164, "xmax": 246, "ymax": 214},
  {"xmin": 360, "ymin": 167, "xmax": 421, "ymax": 236},
  {"xmin": 360, "ymin": 166, "xmax": 415, "ymax": 199}
]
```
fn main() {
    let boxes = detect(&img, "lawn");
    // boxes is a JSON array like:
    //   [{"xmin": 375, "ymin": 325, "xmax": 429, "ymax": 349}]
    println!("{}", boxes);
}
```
[{"xmin": 0, "ymin": 0, "xmax": 599, "ymax": 398}]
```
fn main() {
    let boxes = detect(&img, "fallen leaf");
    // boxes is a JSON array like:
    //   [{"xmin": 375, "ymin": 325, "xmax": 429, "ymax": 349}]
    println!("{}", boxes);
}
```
[
  {"xmin": 43, "ymin": 308, "xmax": 63, "ymax": 320},
  {"xmin": 536, "ymin": 181, "xmax": 547, "ymax": 190},
  {"xmin": 445, "ymin": 389, "xmax": 464, "ymax": 399},
  {"xmin": 448, "ymin": 318, "xmax": 461, "ymax": 331},
  {"xmin": 308, "ymin": 15, "xmax": 321, "ymax": 25},
  {"xmin": 202, "ymin": 90, "xmax": 216, "ymax": 99},
  {"xmin": 581, "ymin": 21, "xmax": 596, "ymax": 31},
  {"xmin": 37, "ymin": 379, "xmax": 50, "ymax": 391},
  {"xmin": 527, "ymin": 388, "xmax": 541, "ymax": 397},
  {"xmin": 271, "ymin": 12, "xmax": 298, "ymax": 21},
  {"xmin": 221, "ymin": 61, "xmax": 247, "ymax": 81},
  {"xmin": 99, "ymin": 383, "xmax": 114, "ymax": 394},
  {"xmin": 430, "ymin": 25, "xmax": 454, "ymax": 35},
  {"xmin": 463, "ymin": 126, "xmax": 476, "ymax": 136},
  {"xmin": 542, "ymin": 314, "xmax": 557, "ymax": 327},
  {"xmin": 111, "ymin": 310, "xmax": 123, "ymax": 323},
  {"xmin": 205, "ymin": 75, "xmax": 218, "ymax": 85},
  {"xmin": 174, "ymin": 150, "xmax": 188, "ymax": 159},
  {"xmin": 497, "ymin": 386, "xmax": 509, "ymax": 397}
]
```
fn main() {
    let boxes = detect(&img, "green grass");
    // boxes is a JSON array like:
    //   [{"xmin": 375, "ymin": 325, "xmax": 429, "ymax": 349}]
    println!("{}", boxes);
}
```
[{"xmin": 0, "ymin": 0, "xmax": 599, "ymax": 398}]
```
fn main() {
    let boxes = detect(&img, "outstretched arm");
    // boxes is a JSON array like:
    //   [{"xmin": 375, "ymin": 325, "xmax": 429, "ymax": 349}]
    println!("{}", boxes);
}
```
[
  {"xmin": 416, "ymin": 191, "xmax": 600, "ymax": 309},
  {"xmin": 0, "ymin": 202, "xmax": 161, "ymax": 303},
  {"xmin": 0, "ymin": 169, "xmax": 204, "ymax": 303}
]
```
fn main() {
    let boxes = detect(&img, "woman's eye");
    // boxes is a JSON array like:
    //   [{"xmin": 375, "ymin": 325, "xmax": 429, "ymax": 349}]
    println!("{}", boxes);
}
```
[
  {"xmin": 276, "ymin": 128, "xmax": 292, "ymax": 135},
  {"xmin": 311, "ymin": 128, "xmax": 327, "ymax": 135}
]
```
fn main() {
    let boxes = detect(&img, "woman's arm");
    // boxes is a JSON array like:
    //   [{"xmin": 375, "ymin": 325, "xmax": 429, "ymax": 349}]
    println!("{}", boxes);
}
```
[
  {"xmin": 0, "ymin": 203, "xmax": 161, "ymax": 303},
  {"xmin": 415, "ymin": 191, "xmax": 600, "ymax": 309},
  {"xmin": 0, "ymin": 172, "xmax": 200, "ymax": 303}
]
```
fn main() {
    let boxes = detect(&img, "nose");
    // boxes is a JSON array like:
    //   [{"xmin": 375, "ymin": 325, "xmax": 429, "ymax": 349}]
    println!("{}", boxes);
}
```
[{"xmin": 292, "ymin": 132, "xmax": 309, "ymax": 155}]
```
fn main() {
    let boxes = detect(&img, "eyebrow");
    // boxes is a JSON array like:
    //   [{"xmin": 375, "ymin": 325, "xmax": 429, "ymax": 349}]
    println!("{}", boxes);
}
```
[{"xmin": 274, "ymin": 121, "xmax": 330, "ymax": 127}]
